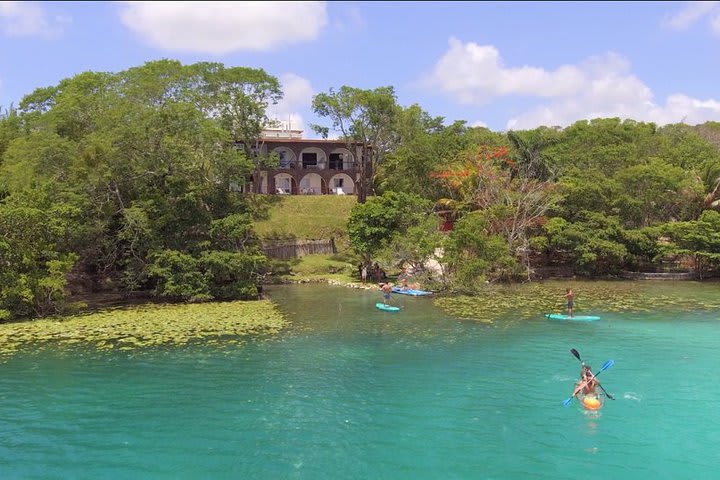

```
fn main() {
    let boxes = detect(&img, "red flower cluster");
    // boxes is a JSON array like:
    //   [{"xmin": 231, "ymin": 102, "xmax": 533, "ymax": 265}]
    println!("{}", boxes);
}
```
[
  {"xmin": 477, "ymin": 145, "xmax": 509, "ymax": 160},
  {"xmin": 431, "ymin": 145, "xmax": 510, "ymax": 182}
]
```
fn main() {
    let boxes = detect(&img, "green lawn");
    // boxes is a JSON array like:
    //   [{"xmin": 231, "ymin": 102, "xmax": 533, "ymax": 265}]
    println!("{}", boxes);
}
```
[
  {"xmin": 253, "ymin": 195, "xmax": 357, "ymax": 244},
  {"xmin": 253, "ymin": 195, "xmax": 362, "ymax": 282}
]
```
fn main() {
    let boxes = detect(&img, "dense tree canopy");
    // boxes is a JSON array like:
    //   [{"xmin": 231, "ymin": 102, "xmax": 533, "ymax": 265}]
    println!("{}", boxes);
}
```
[
  {"xmin": 360, "ymin": 117, "xmax": 720, "ymax": 287},
  {"xmin": 0, "ymin": 60, "xmax": 280, "ymax": 319},
  {"xmin": 4, "ymin": 62, "xmax": 720, "ymax": 317}
]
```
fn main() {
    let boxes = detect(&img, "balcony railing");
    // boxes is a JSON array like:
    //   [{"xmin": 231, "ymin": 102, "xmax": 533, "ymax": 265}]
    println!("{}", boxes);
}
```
[{"xmin": 272, "ymin": 162, "xmax": 358, "ymax": 172}]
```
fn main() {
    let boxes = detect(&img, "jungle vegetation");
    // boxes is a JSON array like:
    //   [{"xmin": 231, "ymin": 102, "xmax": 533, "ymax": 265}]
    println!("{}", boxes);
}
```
[{"xmin": 2, "ymin": 59, "xmax": 720, "ymax": 320}]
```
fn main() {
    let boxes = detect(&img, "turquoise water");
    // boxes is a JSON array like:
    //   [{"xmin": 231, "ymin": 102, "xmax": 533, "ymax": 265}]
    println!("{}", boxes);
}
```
[{"xmin": 1, "ymin": 282, "xmax": 719, "ymax": 479}]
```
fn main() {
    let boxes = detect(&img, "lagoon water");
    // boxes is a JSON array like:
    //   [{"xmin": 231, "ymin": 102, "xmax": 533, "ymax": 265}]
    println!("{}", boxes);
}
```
[{"xmin": 1, "ymin": 282, "xmax": 719, "ymax": 479}]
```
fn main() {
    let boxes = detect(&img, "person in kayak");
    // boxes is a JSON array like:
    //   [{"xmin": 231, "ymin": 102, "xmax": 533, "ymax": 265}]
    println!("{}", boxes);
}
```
[{"xmin": 572, "ymin": 364, "xmax": 598, "ymax": 397}]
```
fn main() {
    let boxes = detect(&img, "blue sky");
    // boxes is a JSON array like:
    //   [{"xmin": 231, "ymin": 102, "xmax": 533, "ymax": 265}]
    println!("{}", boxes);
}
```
[{"xmin": 1, "ymin": 1, "xmax": 719, "ymax": 136}]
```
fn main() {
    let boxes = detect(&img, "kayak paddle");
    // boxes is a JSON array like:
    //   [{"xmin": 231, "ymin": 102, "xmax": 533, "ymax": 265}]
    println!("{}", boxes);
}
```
[
  {"xmin": 563, "ymin": 359, "xmax": 614, "ymax": 406},
  {"xmin": 570, "ymin": 348, "xmax": 615, "ymax": 400}
]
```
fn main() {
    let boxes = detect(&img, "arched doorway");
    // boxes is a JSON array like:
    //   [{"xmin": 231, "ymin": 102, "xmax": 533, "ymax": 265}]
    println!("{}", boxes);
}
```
[
  {"xmin": 273, "ymin": 173, "xmax": 297, "ymax": 194},
  {"xmin": 329, "ymin": 173, "xmax": 354, "ymax": 195},
  {"xmin": 298, "ymin": 173, "xmax": 325, "ymax": 195}
]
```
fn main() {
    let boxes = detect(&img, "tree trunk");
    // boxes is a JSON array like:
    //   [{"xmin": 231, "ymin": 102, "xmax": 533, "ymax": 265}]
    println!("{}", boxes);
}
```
[{"xmin": 357, "ymin": 148, "xmax": 369, "ymax": 203}]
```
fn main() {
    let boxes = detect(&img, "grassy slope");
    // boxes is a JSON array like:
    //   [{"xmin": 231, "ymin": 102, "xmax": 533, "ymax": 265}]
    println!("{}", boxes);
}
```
[
  {"xmin": 253, "ymin": 195, "xmax": 357, "ymax": 245},
  {"xmin": 253, "ymin": 195, "xmax": 362, "ymax": 282}
]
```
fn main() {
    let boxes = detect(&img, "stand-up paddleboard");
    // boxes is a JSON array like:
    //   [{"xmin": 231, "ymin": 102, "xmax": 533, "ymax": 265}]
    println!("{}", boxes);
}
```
[
  {"xmin": 391, "ymin": 287, "xmax": 432, "ymax": 296},
  {"xmin": 545, "ymin": 313, "xmax": 601, "ymax": 322},
  {"xmin": 376, "ymin": 302, "xmax": 400, "ymax": 312}
]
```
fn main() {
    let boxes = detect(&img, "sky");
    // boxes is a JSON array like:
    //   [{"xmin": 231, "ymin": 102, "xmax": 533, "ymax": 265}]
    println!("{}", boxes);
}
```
[{"xmin": 1, "ymin": 1, "xmax": 719, "ymax": 136}]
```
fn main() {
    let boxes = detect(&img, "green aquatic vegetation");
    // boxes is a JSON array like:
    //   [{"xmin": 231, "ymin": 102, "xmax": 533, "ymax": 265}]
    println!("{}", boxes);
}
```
[
  {"xmin": 0, "ymin": 300, "xmax": 287, "ymax": 360},
  {"xmin": 433, "ymin": 281, "xmax": 720, "ymax": 322}
]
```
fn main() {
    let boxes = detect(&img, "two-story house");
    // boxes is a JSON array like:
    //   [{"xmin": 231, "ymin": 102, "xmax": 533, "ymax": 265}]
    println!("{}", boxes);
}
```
[{"xmin": 248, "ymin": 126, "xmax": 366, "ymax": 196}]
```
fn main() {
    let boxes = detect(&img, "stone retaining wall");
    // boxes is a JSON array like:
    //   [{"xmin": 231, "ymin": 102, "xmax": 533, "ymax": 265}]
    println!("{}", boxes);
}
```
[
  {"xmin": 620, "ymin": 271, "xmax": 697, "ymax": 280},
  {"xmin": 262, "ymin": 239, "xmax": 336, "ymax": 260}
]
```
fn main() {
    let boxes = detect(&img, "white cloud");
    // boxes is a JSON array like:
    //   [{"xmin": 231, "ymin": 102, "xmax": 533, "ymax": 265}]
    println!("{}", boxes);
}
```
[
  {"xmin": 424, "ymin": 38, "xmax": 720, "ymax": 130},
  {"xmin": 663, "ymin": 1, "xmax": 719, "ymax": 30},
  {"xmin": 118, "ymin": 1, "xmax": 328, "ymax": 54},
  {"xmin": 267, "ymin": 73, "xmax": 314, "ymax": 133},
  {"xmin": 0, "ymin": 1, "xmax": 69, "ymax": 37},
  {"xmin": 470, "ymin": 120, "xmax": 487, "ymax": 128},
  {"xmin": 506, "ymin": 62, "xmax": 720, "ymax": 130},
  {"xmin": 278, "ymin": 73, "xmax": 313, "ymax": 110},
  {"xmin": 422, "ymin": 38, "xmax": 586, "ymax": 104}
]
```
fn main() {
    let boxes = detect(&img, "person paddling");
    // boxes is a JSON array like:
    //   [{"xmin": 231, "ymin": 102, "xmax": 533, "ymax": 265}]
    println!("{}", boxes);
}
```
[
  {"xmin": 572, "ymin": 363, "xmax": 598, "ymax": 397},
  {"xmin": 564, "ymin": 288, "xmax": 574, "ymax": 318},
  {"xmin": 380, "ymin": 282, "xmax": 393, "ymax": 306}
]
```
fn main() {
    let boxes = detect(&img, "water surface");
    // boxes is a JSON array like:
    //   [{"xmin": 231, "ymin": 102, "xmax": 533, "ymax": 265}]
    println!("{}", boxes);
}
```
[{"xmin": 1, "ymin": 282, "xmax": 718, "ymax": 479}]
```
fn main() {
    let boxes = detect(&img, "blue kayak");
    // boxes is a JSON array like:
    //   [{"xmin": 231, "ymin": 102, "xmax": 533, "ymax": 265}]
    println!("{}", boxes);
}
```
[
  {"xmin": 376, "ymin": 302, "xmax": 400, "ymax": 312},
  {"xmin": 545, "ymin": 313, "xmax": 601, "ymax": 322},
  {"xmin": 391, "ymin": 287, "xmax": 432, "ymax": 296}
]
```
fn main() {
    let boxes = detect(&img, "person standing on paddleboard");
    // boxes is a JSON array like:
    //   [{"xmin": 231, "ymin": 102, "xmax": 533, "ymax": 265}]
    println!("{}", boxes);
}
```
[
  {"xmin": 564, "ymin": 288, "xmax": 574, "ymax": 318},
  {"xmin": 380, "ymin": 283, "xmax": 393, "ymax": 306}
]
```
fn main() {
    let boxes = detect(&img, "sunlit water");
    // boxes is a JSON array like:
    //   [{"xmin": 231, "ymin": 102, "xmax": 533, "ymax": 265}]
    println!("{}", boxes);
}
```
[{"xmin": 1, "ymin": 282, "xmax": 719, "ymax": 479}]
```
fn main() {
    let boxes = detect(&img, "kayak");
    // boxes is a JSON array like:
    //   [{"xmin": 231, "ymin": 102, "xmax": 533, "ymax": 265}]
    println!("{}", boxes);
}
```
[
  {"xmin": 391, "ymin": 287, "xmax": 432, "ymax": 296},
  {"xmin": 578, "ymin": 390, "xmax": 604, "ymax": 411},
  {"xmin": 545, "ymin": 313, "xmax": 601, "ymax": 322},
  {"xmin": 376, "ymin": 302, "xmax": 400, "ymax": 312}
]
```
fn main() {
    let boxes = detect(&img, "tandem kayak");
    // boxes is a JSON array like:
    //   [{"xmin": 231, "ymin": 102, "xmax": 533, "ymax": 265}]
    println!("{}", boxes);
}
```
[
  {"xmin": 376, "ymin": 302, "xmax": 400, "ymax": 312},
  {"xmin": 545, "ymin": 313, "xmax": 601, "ymax": 322},
  {"xmin": 391, "ymin": 287, "xmax": 432, "ymax": 296}
]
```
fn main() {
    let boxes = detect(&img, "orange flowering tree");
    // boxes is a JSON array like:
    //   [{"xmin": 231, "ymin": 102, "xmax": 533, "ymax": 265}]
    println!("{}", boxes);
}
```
[{"xmin": 433, "ymin": 144, "xmax": 561, "ymax": 280}]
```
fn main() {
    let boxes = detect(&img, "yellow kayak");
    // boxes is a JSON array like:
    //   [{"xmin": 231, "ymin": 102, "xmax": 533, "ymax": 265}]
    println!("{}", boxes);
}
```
[{"xmin": 578, "ymin": 391, "xmax": 604, "ymax": 410}]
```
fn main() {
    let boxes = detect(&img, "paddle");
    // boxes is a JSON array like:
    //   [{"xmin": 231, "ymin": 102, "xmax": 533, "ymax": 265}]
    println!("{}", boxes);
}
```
[
  {"xmin": 563, "ymin": 359, "xmax": 614, "ymax": 406},
  {"xmin": 570, "ymin": 348, "xmax": 615, "ymax": 400}
]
